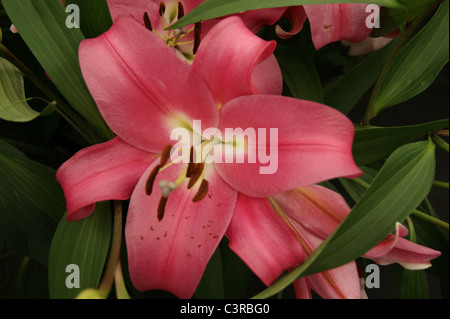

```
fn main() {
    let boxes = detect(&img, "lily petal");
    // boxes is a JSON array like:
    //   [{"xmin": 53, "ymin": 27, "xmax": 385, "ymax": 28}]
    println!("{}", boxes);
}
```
[
  {"xmin": 288, "ymin": 221, "xmax": 361, "ymax": 299},
  {"xmin": 292, "ymin": 278, "xmax": 312, "ymax": 299},
  {"xmin": 238, "ymin": 7, "xmax": 287, "ymax": 33},
  {"xmin": 275, "ymin": 6, "xmax": 307, "ymax": 39},
  {"xmin": 79, "ymin": 16, "xmax": 219, "ymax": 153},
  {"xmin": 225, "ymin": 194, "xmax": 305, "ymax": 286},
  {"xmin": 305, "ymin": 260, "xmax": 361, "ymax": 299},
  {"xmin": 107, "ymin": 0, "xmax": 160, "ymax": 26},
  {"xmin": 192, "ymin": 17, "xmax": 278, "ymax": 107},
  {"xmin": 369, "ymin": 237, "xmax": 441, "ymax": 270},
  {"xmin": 273, "ymin": 185, "xmax": 349, "ymax": 239},
  {"xmin": 125, "ymin": 161, "xmax": 237, "ymax": 298},
  {"xmin": 215, "ymin": 95, "xmax": 361, "ymax": 197},
  {"xmin": 56, "ymin": 137, "xmax": 157, "ymax": 221},
  {"xmin": 304, "ymin": 4, "xmax": 374, "ymax": 50}
]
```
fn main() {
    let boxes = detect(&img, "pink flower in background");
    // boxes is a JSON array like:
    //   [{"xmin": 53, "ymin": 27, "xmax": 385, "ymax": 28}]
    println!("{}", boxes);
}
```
[
  {"xmin": 274, "ymin": 4, "xmax": 379, "ymax": 50},
  {"xmin": 266, "ymin": 186, "xmax": 441, "ymax": 299},
  {"xmin": 56, "ymin": 16, "xmax": 361, "ymax": 298},
  {"xmin": 105, "ymin": 1, "xmax": 379, "ymax": 51}
]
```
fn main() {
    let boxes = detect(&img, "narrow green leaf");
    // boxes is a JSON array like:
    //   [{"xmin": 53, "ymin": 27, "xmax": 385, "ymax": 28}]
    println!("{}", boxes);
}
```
[
  {"xmin": 323, "ymin": 41, "xmax": 394, "ymax": 114},
  {"xmin": 275, "ymin": 43, "xmax": 323, "ymax": 103},
  {"xmin": 195, "ymin": 246, "xmax": 224, "ymax": 299},
  {"xmin": 353, "ymin": 119, "xmax": 449, "ymax": 165},
  {"xmin": 171, "ymin": 0, "xmax": 407, "ymax": 29},
  {"xmin": 0, "ymin": 140, "xmax": 65, "ymax": 265},
  {"xmin": 371, "ymin": 0, "xmax": 436, "ymax": 37},
  {"xmin": 65, "ymin": 0, "xmax": 113, "ymax": 38},
  {"xmin": 402, "ymin": 269, "xmax": 430, "ymax": 299},
  {"xmin": 2, "ymin": 0, "xmax": 111, "ymax": 139},
  {"xmin": 372, "ymin": 0, "xmax": 449, "ymax": 116},
  {"xmin": 339, "ymin": 167, "xmax": 378, "ymax": 203},
  {"xmin": 254, "ymin": 140, "xmax": 436, "ymax": 298},
  {"xmin": 48, "ymin": 202, "xmax": 112, "ymax": 299}
]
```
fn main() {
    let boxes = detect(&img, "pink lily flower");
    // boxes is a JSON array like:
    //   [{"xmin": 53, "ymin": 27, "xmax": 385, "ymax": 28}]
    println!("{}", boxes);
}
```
[
  {"xmin": 257, "ymin": 185, "xmax": 441, "ymax": 299},
  {"xmin": 56, "ymin": 15, "xmax": 362, "ymax": 298},
  {"xmin": 106, "ymin": 1, "xmax": 376, "ymax": 51}
]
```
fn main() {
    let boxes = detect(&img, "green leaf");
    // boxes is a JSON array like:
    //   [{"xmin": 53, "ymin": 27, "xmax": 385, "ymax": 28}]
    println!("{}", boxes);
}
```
[
  {"xmin": 171, "ymin": 0, "xmax": 407, "ymax": 29},
  {"xmin": 323, "ymin": 41, "xmax": 394, "ymax": 114},
  {"xmin": 2, "ymin": 0, "xmax": 111, "ymax": 139},
  {"xmin": 339, "ymin": 166, "xmax": 378, "ymax": 203},
  {"xmin": 0, "ymin": 140, "xmax": 65, "ymax": 265},
  {"xmin": 65, "ymin": 0, "xmax": 113, "ymax": 38},
  {"xmin": 402, "ymin": 269, "xmax": 429, "ymax": 299},
  {"xmin": 371, "ymin": 1, "xmax": 449, "ymax": 116},
  {"xmin": 254, "ymin": 140, "xmax": 436, "ymax": 298},
  {"xmin": 48, "ymin": 202, "xmax": 112, "ymax": 299},
  {"xmin": 0, "ymin": 57, "xmax": 57, "ymax": 122},
  {"xmin": 353, "ymin": 119, "xmax": 449, "ymax": 165},
  {"xmin": 195, "ymin": 246, "xmax": 224, "ymax": 299},
  {"xmin": 372, "ymin": 0, "xmax": 436, "ymax": 36},
  {"xmin": 275, "ymin": 43, "xmax": 323, "ymax": 103},
  {"xmin": 0, "ymin": 57, "xmax": 39, "ymax": 122}
]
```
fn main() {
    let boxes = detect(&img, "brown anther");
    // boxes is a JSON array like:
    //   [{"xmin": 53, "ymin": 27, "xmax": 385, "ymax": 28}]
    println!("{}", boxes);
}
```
[
  {"xmin": 159, "ymin": 2, "xmax": 166, "ymax": 16},
  {"xmin": 160, "ymin": 145, "xmax": 172, "ymax": 166},
  {"xmin": 187, "ymin": 163, "xmax": 204, "ymax": 189},
  {"xmin": 177, "ymin": 2, "xmax": 185, "ymax": 20},
  {"xmin": 193, "ymin": 22, "xmax": 202, "ymax": 54},
  {"xmin": 186, "ymin": 146, "xmax": 195, "ymax": 177},
  {"xmin": 145, "ymin": 164, "xmax": 161, "ymax": 195},
  {"xmin": 143, "ymin": 12, "xmax": 153, "ymax": 31},
  {"xmin": 157, "ymin": 196, "xmax": 168, "ymax": 221},
  {"xmin": 193, "ymin": 179, "xmax": 209, "ymax": 202}
]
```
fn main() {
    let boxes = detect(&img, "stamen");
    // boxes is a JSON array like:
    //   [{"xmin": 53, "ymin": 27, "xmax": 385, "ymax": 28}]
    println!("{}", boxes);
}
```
[
  {"xmin": 193, "ymin": 22, "xmax": 202, "ymax": 54},
  {"xmin": 193, "ymin": 179, "xmax": 209, "ymax": 202},
  {"xmin": 187, "ymin": 163, "xmax": 204, "ymax": 189},
  {"xmin": 177, "ymin": 2, "xmax": 185, "ymax": 20},
  {"xmin": 159, "ymin": 2, "xmax": 166, "ymax": 16},
  {"xmin": 145, "ymin": 164, "xmax": 161, "ymax": 195},
  {"xmin": 157, "ymin": 196, "xmax": 168, "ymax": 221},
  {"xmin": 160, "ymin": 145, "xmax": 173, "ymax": 166},
  {"xmin": 186, "ymin": 146, "xmax": 195, "ymax": 178},
  {"xmin": 143, "ymin": 12, "xmax": 153, "ymax": 31}
]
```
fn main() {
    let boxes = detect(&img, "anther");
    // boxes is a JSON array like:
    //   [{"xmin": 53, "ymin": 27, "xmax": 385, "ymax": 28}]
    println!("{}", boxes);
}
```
[
  {"xmin": 187, "ymin": 163, "xmax": 204, "ymax": 189},
  {"xmin": 159, "ymin": 2, "xmax": 166, "ymax": 16},
  {"xmin": 160, "ymin": 145, "xmax": 173, "ymax": 166},
  {"xmin": 193, "ymin": 179, "xmax": 209, "ymax": 202},
  {"xmin": 143, "ymin": 12, "xmax": 153, "ymax": 31},
  {"xmin": 145, "ymin": 164, "xmax": 161, "ymax": 195},
  {"xmin": 157, "ymin": 196, "xmax": 168, "ymax": 221},
  {"xmin": 193, "ymin": 22, "xmax": 202, "ymax": 54},
  {"xmin": 177, "ymin": 2, "xmax": 185, "ymax": 20},
  {"xmin": 186, "ymin": 146, "xmax": 195, "ymax": 178}
]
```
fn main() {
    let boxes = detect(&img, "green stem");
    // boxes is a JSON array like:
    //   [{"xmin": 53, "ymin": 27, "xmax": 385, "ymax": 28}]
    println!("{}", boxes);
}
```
[
  {"xmin": 352, "ymin": 177, "xmax": 371, "ymax": 190},
  {"xmin": 362, "ymin": 0, "xmax": 444, "ymax": 126},
  {"xmin": 431, "ymin": 134, "xmax": 449, "ymax": 152},
  {"xmin": 98, "ymin": 201, "xmax": 123, "ymax": 298},
  {"xmin": 405, "ymin": 217, "xmax": 418, "ymax": 243},
  {"xmin": 114, "ymin": 262, "xmax": 131, "ymax": 299},
  {"xmin": 0, "ymin": 250, "xmax": 20, "ymax": 262},
  {"xmin": 412, "ymin": 209, "xmax": 449, "ymax": 231},
  {"xmin": 433, "ymin": 180, "xmax": 449, "ymax": 189},
  {"xmin": 0, "ymin": 43, "xmax": 97, "ymax": 144}
]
